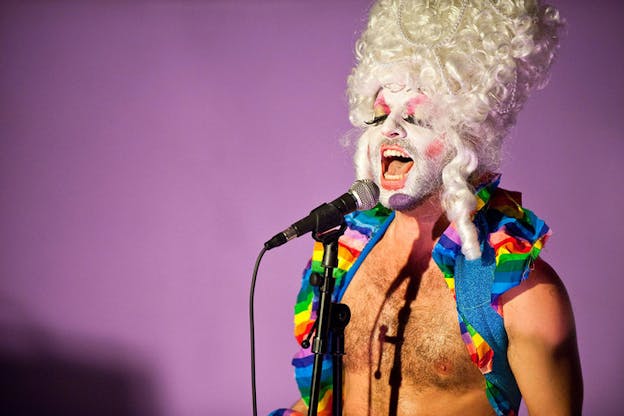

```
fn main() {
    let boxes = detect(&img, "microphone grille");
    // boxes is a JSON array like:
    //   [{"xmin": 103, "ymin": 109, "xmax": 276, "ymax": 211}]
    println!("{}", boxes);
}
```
[{"xmin": 349, "ymin": 179, "xmax": 380, "ymax": 211}]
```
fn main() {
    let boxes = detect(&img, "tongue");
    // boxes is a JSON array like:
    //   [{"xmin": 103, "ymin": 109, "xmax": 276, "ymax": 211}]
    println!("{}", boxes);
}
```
[{"xmin": 387, "ymin": 159, "xmax": 414, "ymax": 176}]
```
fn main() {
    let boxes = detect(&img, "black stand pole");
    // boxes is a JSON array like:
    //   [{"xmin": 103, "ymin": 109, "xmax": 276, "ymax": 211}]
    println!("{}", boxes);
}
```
[
  {"xmin": 306, "ymin": 221, "xmax": 350, "ymax": 416},
  {"xmin": 331, "ymin": 303, "xmax": 350, "ymax": 416}
]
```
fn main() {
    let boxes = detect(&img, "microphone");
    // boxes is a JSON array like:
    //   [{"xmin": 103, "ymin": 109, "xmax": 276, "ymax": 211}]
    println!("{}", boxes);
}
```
[{"xmin": 264, "ymin": 179, "xmax": 379, "ymax": 250}]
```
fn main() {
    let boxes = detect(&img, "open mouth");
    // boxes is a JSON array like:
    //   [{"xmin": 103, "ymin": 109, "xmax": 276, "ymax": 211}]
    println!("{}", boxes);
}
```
[{"xmin": 380, "ymin": 145, "xmax": 414, "ymax": 190}]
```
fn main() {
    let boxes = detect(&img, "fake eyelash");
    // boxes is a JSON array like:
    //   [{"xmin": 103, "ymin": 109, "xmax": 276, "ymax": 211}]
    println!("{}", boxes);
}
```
[
  {"xmin": 404, "ymin": 115, "xmax": 432, "ymax": 129},
  {"xmin": 364, "ymin": 114, "xmax": 388, "ymax": 126},
  {"xmin": 364, "ymin": 114, "xmax": 432, "ymax": 129}
]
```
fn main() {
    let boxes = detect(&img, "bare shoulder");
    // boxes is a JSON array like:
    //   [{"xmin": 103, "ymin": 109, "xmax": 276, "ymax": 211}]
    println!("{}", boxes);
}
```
[
  {"xmin": 500, "ymin": 259, "xmax": 584, "ymax": 414},
  {"xmin": 500, "ymin": 258, "xmax": 576, "ymax": 348}
]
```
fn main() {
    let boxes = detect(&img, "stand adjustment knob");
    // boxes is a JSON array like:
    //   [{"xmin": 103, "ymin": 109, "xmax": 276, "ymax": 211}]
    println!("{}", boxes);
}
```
[{"xmin": 309, "ymin": 272, "xmax": 323, "ymax": 287}]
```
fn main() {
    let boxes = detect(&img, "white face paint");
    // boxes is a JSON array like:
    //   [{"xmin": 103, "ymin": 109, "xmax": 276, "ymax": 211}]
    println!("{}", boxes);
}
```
[{"xmin": 354, "ymin": 86, "xmax": 450, "ymax": 211}]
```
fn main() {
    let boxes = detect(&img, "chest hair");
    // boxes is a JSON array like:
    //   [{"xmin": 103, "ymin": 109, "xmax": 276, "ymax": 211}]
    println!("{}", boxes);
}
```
[{"xmin": 341, "ymin": 241, "xmax": 484, "ymax": 392}]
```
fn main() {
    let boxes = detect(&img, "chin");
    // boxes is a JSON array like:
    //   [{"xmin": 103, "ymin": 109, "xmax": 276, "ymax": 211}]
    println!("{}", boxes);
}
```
[
  {"xmin": 381, "ymin": 192, "xmax": 429, "ymax": 211},
  {"xmin": 379, "ymin": 186, "xmax": 437, "ymax": 211}
]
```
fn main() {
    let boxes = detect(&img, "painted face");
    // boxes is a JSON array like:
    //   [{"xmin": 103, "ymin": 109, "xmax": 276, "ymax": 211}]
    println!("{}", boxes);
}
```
[{"xmin": 354, "ymin": 86, "xmax": 450, "ymax": 211}]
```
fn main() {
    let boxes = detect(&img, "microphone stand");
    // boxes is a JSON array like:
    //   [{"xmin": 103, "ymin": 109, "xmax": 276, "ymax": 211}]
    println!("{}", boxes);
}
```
[{"xmin": 307, "ymin": 217, "xmax": 351, "ymax": 416}]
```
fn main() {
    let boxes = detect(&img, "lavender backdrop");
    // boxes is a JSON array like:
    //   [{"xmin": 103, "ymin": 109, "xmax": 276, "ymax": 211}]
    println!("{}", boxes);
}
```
[{"xmin": 1, "ymin": 1, "xmax": 622, "ymax": 415}]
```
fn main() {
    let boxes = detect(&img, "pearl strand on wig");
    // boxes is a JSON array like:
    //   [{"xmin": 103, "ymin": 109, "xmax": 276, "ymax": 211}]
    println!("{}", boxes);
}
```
[
  {"xmin": 396, "ymin": 0, "xmax": 469, "ymax": 94},
  {"xmin": 397, "ymin": 0, "xmax": 519, "ymax": 112}
]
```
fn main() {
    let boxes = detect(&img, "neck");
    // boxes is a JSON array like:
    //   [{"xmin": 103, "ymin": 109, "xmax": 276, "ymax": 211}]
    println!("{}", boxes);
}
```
[{"xmin": 386, "ymin": 195, "xmax": 447, "ymax": 258}]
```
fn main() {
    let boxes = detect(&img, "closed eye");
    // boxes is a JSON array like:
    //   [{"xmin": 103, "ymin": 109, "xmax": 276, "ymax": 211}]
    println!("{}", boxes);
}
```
[
  {"xmin": 404, "ymin": 115, "xmax": 432, "ymax": 129},
  {"xmin": 364, "ymin": 114, "xmax": 388, "ymax": 126}
]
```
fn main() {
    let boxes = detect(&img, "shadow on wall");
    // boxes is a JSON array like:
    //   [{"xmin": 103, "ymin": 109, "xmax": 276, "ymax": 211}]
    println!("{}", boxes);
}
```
[{"xmin": 0, "ymin": 299, "xmax": 160, "ymax": 416}]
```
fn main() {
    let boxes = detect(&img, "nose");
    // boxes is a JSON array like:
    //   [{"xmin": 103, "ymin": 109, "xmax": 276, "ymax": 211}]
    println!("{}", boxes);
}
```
[{"xmin": 380, "ymin": 117, "xmax": 406, "ymax": 139}]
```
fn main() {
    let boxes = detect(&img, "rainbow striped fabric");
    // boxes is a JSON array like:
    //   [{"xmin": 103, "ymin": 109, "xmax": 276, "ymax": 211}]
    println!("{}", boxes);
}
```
[
  {"xmin": 431, "ymin": 176, "xmax": 551, "ymax": 414},
  {"xmin": 269, "ymin": 176, "xmax": 550, "ymax": 416}
]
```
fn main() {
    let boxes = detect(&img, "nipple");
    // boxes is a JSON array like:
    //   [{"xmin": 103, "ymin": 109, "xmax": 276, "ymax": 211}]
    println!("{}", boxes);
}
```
[{"xmin": 434, "ymin": 358, "xmax": 453, "ymax": 375}]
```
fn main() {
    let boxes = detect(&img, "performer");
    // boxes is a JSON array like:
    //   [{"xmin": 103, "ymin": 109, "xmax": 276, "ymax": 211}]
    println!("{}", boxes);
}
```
[{"xmin": 272, "ymin": 0, "xmax": 582, "ymax": 415}]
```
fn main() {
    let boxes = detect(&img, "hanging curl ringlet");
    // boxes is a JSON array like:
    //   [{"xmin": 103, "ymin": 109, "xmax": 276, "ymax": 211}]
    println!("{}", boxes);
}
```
[{"xmin": 347, "ymin": 0, "xmax": 563, "ymax": 259}]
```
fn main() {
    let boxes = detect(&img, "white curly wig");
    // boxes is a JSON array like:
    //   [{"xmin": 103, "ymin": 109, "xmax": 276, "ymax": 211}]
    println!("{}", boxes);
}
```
[{"xmin": 347, "ymin": 0, "xmax": 563, "ymax": 259}]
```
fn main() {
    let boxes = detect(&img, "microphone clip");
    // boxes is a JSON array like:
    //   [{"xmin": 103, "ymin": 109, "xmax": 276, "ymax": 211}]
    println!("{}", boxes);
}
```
[
  {"xmin": 311, "ymin": 203, "xmax": 347, "ymax": 243},
  {"xmin": 307, "ymin": 202, "xmax": 345, "ymax": 236}
]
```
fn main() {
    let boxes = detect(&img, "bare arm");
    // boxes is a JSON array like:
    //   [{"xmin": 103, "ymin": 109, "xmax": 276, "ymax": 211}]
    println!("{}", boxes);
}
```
[{"xmin": 501, "ymin": 258, "xmax": 583, "ymax": 415}]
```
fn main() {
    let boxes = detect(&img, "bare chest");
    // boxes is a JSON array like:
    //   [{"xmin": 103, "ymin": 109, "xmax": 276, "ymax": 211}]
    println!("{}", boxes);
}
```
[{"xmin": 340, "ymin": 242, "xmax": 486, "ymax": 412}]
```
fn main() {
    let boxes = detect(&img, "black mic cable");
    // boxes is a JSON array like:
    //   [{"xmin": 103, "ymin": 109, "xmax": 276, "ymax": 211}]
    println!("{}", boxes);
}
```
[{"xmin": 249, "ymin": 246, "xmax": 266, "ymax": 416}]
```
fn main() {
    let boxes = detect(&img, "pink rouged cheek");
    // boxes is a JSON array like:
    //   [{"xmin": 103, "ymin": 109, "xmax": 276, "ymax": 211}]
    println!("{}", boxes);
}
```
[{"xmin": 425, "ymin": 138, "xmax": 445, "ymax": 159}]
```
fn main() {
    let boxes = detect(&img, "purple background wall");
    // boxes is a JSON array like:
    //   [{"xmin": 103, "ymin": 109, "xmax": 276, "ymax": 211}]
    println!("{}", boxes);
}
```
[{"xmin": 1, "ymin": 1, "xmax": 622, "ymax": 415}]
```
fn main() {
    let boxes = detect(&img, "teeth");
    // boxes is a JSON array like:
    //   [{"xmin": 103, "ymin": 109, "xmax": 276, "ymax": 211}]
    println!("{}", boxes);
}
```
[
  {"xmin": 384, "ymin": 173, "xmax": 404, "ymax": 180},
  {"xmin": 383, "ymin": 149, "xmax": 409, "ymax": 158}
]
